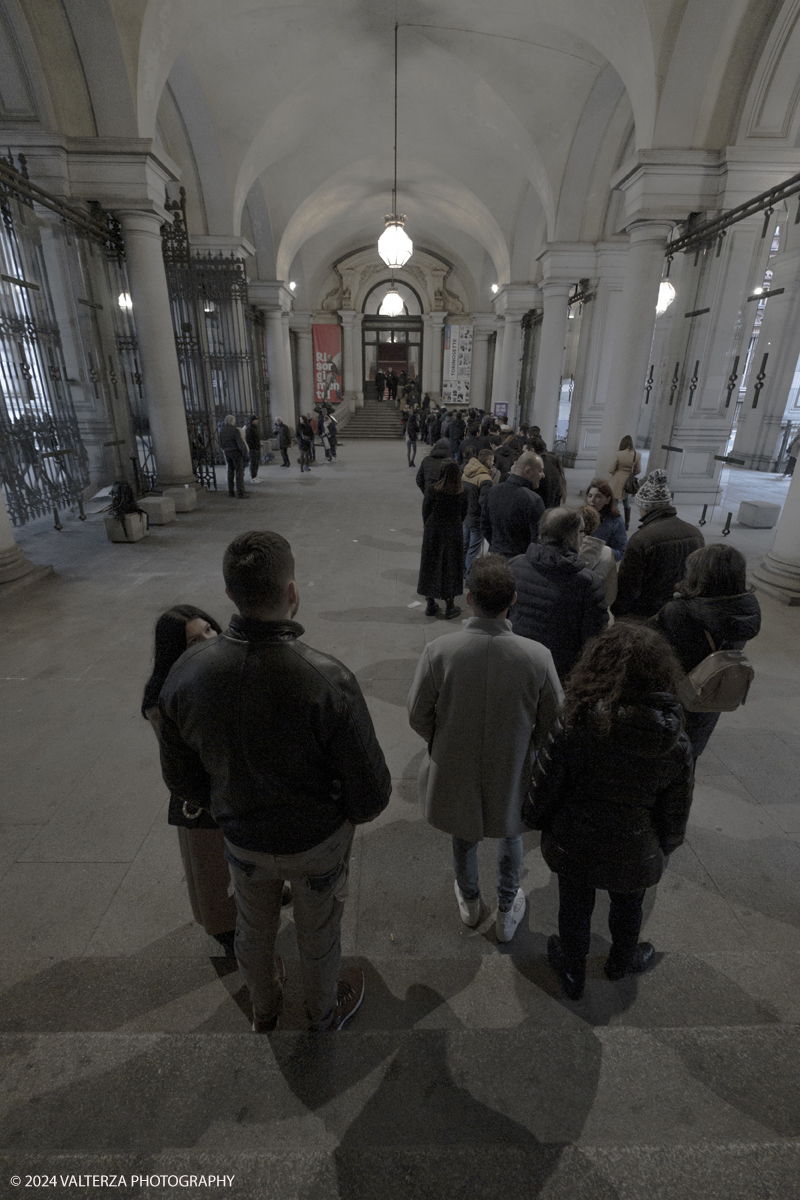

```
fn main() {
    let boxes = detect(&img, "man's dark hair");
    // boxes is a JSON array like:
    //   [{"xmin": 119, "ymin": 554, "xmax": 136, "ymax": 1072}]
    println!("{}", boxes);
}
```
[
  {"xmin": 223, "ymin": 530, "xmax": 295, "ymax": 612},
  {"xmin": 529, "ymin": 434, "xmax": 546, "ymax": 454},
  {"xmin": 466, "ymin": 554, "xmax": 517, "ymax": 616},
  {"xmin": 538, "ymin": 506, "xmax": 582, "ymax": 548}
]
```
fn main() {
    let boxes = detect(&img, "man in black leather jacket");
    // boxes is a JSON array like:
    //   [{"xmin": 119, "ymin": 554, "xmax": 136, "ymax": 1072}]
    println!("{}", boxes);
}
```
[{"xmin": 159, "ymin": 531, "xmax": 391, "ymax": 1032}]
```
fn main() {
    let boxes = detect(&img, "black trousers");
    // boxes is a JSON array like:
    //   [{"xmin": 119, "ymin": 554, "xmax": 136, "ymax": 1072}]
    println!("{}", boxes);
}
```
[
  {"xmin": 249, "ymin": 451, "xmax": 260, "ymax": 479},
  {"xmin": 557, "ymin": 876, "xmax": 645, "ymax": 966},
  {"xmin": 280, "ymin": 447, "xmax": 290, "ymax": 466},
  {"xmin": 225, "ymin": 451, "xmax": 245, "ymax": 495}
]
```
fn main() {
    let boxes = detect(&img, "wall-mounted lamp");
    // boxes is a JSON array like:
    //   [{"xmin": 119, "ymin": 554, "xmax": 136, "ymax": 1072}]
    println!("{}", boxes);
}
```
[
  {"xmin": 491, "ymin": 284, "xmax": 499, "ymax": 294},
  {"xmin": 289, "ymin": 282, "xmax": 297, "ymax": 291},
  {"xmin": 118, "ymin": 292, "xmax": 132, "ymax": 310}
]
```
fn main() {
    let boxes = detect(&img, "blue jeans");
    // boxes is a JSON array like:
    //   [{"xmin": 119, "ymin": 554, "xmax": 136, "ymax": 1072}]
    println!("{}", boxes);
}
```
[
  {"xmin": 464, "ymin": 525, "xmax": 483, "ymax": 575},
  {"xmin": 452, "ymin": 835, "xmax": 524, "ymax": 911}
]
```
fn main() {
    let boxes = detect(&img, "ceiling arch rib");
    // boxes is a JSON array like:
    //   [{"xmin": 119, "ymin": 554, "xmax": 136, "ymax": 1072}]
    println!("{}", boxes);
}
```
[{"xmin": 274, "ymin": 159, "xmax": 511, "ymax": 288}]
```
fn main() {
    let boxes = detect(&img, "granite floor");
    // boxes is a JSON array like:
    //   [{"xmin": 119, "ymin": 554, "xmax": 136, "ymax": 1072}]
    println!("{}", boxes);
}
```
[{"xmin": 1, "ymin": 440, "xmax": 799, "ymax": 1200}]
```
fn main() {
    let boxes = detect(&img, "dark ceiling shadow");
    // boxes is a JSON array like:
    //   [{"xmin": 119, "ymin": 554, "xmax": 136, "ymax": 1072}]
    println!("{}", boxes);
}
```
[{"xmin": 354, "ymin": 658, "xmax": 419, "ymax": 706}]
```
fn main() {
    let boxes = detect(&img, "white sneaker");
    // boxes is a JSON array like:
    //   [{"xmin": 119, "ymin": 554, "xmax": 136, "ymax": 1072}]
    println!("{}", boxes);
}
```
[
  {"xmin": 496, "ymin": 887, "xmax": 526, "ymax": 943},
  {"xmin": 454, "ymin": 879, "xmax": 482, "ymax": 927}
]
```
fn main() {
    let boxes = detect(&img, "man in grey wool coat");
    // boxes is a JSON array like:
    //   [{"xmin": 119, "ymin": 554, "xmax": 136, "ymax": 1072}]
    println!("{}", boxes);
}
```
[{"xmin": 407, "ymin": 554, "xmax": 563, "ymax": 943}]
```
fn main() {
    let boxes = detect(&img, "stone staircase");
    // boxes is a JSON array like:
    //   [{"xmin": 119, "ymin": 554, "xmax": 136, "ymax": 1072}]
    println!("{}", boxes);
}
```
[
  {"xmin": 338, "ymin": 398, "xmax": 404, "ymax": 439},
  {"xmin": 1, "ymin": 949, "xmax": 799, "ymax": 1199}
]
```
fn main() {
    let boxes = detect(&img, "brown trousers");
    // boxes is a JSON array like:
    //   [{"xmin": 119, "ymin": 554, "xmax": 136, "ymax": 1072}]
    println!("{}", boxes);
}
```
[{"xmin": 177, "ymin": 826, "xmax": 237, "ymax": 936}]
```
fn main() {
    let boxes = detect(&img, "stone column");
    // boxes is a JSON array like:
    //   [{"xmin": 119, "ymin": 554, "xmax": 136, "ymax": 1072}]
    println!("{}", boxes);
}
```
[
  {"xmin": 490, "ymin": 322, "xmax": 505, "ymax": 411},
  {"xmin": 117, "ymin": 210, "xmax": 197, "ymax": 486},
  {"xmin": 290, "ymin": 313, "xmax": 315, "ymax": 415},
  {"xmin": 353, "ymin": 313, "xmax": 364, "ymax": 404},
  {"xmin": 534, "ymin": 282, "xmax": 571, "ymax": 445},
  {"xmin": 470, "ymin": 316, "xmax": 495, "ymax": 410},
  {"xmin": 426, "ymin": 312, "xmax": 447, "ymax": 402},
  {"xmin": 338, "ymin": 309, "xmax": 359, "ymax": 410},
  {"xmin": 251, "ymin": 282, "xmax": 295, "ymax": 428},
  {"xmin": 593, "ymin": 220, "xmax": 674, "ymax": 476},
  {"xmin": 0, "ymin": 488, "xmax": 53, "ymax": 593},
  {"xmin": 751, "ymin": 467, "xmax": 800, "ymax": 604},
  {"xmin": 734, "ymin": 248, "xmax": 800, "ymax": 470},
  {"xmin": 497, "ymin": 313, "xmax": 524, "ymax": 424}
]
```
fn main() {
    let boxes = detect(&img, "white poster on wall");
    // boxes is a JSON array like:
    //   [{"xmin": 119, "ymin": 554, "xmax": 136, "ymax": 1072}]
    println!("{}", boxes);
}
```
[{"xmin": 442, "ymin": 324, "xmax": 473, "ymax": 405}]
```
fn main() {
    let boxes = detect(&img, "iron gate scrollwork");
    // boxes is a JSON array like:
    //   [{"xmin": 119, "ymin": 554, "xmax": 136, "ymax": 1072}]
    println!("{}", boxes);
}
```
[
  {"xmin": 162, "ymin": 189, "xmax": 270, "ymax": 489},
  {"xmin": 0, "ymin": 157, "xmax": 90, "ymax": 526}
]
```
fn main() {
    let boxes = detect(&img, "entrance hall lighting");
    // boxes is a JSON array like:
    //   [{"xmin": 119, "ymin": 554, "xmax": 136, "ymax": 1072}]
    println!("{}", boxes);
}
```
[
  {"xmin": 289, "ymin": 282, "xmax": 297, "ymax": 291},
  {"xmin": 491, "ymin": 284, "xmax": 499, "ymax": 294},
  {"xmin": 377, "ymin": 23, "xmax": 413, "ymax": 269},
  {"xmin": 379, "ymin": 285, "xmax": 404, "ymax": 317},
  {"xmin": 378, "ymin": 217, "xmax": 412, "ymax": 268},
  {"xmin": 655, "ymin": 280, "xmax": 676, "ymax": 315},
  {"xmin": 118, "ymin": 292, "xmax": 132, "ymax": 310}
]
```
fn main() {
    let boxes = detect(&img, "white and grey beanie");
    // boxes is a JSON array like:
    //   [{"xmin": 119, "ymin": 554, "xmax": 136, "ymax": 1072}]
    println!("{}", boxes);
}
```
[{"xmin": 636, "ymin": 468, "xmax": 672, "ymax": 510}]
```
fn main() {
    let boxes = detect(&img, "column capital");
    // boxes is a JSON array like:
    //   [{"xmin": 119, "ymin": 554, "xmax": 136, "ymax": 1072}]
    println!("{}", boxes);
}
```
[
  {"xmin": 248, "ymin": 280, "xmax": 293, "ymax": 312},
  {"xmin": 67, "ymin": 138, "xmax": 180, "ymax": 217},
  {"xmin": 338, "ymin": 309, "xmax": 358, "ymax": 328},
  {"xmin": 289, "ymin": 310, "xmax": 313, "ymax": 334},
  {"xmin": 538, "ymin": 243, "xmax": 598, "ymax": 286},
  {"xmin": 426, "ymin": 310, "xmax": 449, "ymax": 328},
  {"xmin": 493, "ymin": 284, "xmax": 540, "ymax": 316},
  {"xmin": 471, "ymin": 312, "xmax": 497, "ymax": 335},
  {"xmin": 610, "ymin": 150, "xmax": 722, "ymax": 228}
]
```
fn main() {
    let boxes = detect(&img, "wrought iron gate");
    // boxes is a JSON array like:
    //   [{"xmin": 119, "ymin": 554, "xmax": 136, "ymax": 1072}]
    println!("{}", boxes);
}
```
[
  {"xmin": 162, "ymin": 190, "xmax": 270, "ymax": 488},
  {"xmin": 0, "ymin": 158, "xmax": 89, "ymax": 527}
]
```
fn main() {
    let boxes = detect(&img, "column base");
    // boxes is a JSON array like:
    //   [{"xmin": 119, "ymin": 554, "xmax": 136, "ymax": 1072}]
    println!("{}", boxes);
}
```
[
  {"xmin": 155, "ymin": 474, "xmax": 200, "ymax": 490},
  {"xmin": 750, "ymin": 552, "xmax": 800, "ymax": 606},
  {"xmin": 0, "ymin": 542, "xmax": 54, "ymax": 599}
]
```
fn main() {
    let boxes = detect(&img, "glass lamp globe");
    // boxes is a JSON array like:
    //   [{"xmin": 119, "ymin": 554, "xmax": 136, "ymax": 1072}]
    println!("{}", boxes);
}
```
[
  {"xmin": 378, "ymin": 216, "xmax": 413, "ymax": 268},
  {"xmin": 379, "ymin": 287, "xmax": 405, "ymax": 317},
  {"xmin": 655, "ymin": 280, "xmax": 676, "ymax": 316},
  {"xmin": 118, "ymin": 292, "xmax": 132, "ymax": 310}
]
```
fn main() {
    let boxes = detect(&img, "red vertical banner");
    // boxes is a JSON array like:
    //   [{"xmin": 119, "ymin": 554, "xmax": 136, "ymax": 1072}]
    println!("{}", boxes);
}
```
[{"xmin": 312, "ymin": 324, "xmax": 343, "ymax": 404}]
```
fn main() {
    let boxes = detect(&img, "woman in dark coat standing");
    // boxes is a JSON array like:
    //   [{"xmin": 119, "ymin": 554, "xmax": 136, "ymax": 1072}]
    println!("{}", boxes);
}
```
[
  {"xmin": 418, "ymin": 459, "xmax": 469, "ymax": 620},
  {"xmin": 525, "ymin": 623, "xmax": 694, "ymax": 1000},
  {"xmin": 651, "ymin": 544, "xmax": 761, "ymax": 760},
  {"xmin": 586, "ymin": 479, "xmax": 627, "ymax": 560}
]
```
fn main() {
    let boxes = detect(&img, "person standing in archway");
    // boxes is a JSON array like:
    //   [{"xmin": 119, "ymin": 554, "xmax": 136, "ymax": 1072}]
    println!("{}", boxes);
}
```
[{"xmin": 374, "ymin": 369, "xmax": 385, "ymax": 402}]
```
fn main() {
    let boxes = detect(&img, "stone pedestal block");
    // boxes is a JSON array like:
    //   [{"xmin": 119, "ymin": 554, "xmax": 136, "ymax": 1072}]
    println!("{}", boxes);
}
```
[
  {"xmin": 163, "ymin": 487, "xmax": 197, "ymax": 512},
  {"xmin": 104, "ymin": 513, "xmax": 148, "ymax": 543},
  {"xmin": 138, "ymin": 496, "xmax": 176, "ymax": 525},
  {"xmin": 737, "ymin": 500, "xmax": 782, "ymax": 528}
]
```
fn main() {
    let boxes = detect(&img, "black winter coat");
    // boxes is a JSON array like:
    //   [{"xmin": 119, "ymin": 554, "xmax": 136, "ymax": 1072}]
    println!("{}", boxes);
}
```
[
  {"xmin": 415, "ymin": 440, "xmax": 452, "ymax": 492},
  {"xmin": 651, "ymin": 591, "xmax": 761, "ymax": 757},
  {"xmin": 481, "ymin": 474, "xmax": 545, "ymax": 557},
  {"xmin": 493, "ymin": 442, "xmax": 519, "ymax": 481},
  {"xmin": 159, "ymin": 616, "xmax": 391, "ymax": 855},
  {"xmin": 535, "ymin": 458, "xmax": 563, "ymax": 509},
  {"xmin": 613, "ymin": 507, "xmax": 704, "ymax": 618},
  {"xmin": 463, "ymin": 477, "xmax": 492, "ymax": 530},
  {"xmin": 509, "ymin": 543, "xmax": 608, "ymax": 679},
  {"xmin": 245, "ymin": 423, "xmax": 261, "ymax": 453},
  {"xmin": 417, "ymin": 489, "xmax": 469, "ymax": 600},
  {"xmin": 524, "ymin": 695, "xmax": 694, "ymax": 891},
  {"xmin": 219, "ymin": 422, "xmax": 247, "ymax": 459}
]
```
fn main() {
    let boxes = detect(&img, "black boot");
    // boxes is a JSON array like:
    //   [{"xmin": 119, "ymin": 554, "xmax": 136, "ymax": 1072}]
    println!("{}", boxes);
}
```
[
  {"xmin": 604, "ymin": 941, "xmax": 655, "ymax": 981},
  {"xmin": 624, "ymin": 508, "xmax": 630, "ymax": 531},
  {"xmin": 547, "ymin": 934, "xmax": 585, "ymax": 1000},
  {"xmin": 425, "ymin": 598, "xmax": 441, "ymax": 617},
  {"xmin": 444, "ymin": 600, "xmax": 461, "ymax": 620}
]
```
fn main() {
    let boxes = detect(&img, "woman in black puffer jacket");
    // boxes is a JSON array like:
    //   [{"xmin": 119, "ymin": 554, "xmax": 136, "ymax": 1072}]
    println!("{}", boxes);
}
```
[
  {"xmin": 650, "ymin": 544, "xmax": 761, "ymax": 761},
  {"xmin": 524, "ymin": 623, "xmax": 694, "ymax": 1001}
]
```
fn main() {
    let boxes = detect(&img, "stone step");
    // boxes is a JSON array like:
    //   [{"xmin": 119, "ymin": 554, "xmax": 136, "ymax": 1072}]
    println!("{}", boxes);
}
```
[{"xmin": 1, "ymin": 1027, "xmax": 798, "ymax": 1199}]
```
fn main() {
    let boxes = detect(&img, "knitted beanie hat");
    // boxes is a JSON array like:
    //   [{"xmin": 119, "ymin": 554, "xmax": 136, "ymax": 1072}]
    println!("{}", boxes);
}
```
[{"xmin": 636, "ymin": 468, "xmax": 672, "ymax": 510}]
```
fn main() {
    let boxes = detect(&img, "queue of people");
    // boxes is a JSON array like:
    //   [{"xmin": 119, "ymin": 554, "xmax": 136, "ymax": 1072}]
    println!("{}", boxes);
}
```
[{"xmin": 140, "ymin": 420, "xmax": 762, "ymax": 1031}]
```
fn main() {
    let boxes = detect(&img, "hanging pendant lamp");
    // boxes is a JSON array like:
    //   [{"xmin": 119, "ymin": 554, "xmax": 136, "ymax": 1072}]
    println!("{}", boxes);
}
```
[
  {"xmin": 379, "ymin": 284, "xmax": 404, "ymax": 316},
  {"xmin": 378, "ymin": 23, "xmax": 413, "ymax": 268}
]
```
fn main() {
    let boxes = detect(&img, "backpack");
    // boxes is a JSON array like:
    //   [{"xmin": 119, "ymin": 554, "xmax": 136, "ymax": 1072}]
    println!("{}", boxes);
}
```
[{"xmin": 676, "ymin": 630, "xmax": 754, "ymax": 713}]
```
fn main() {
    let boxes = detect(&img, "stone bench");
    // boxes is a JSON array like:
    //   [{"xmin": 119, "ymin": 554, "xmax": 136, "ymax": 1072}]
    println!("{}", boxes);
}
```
[
  {"xmin": 138, "ymin": 495, "xmax": 176, "ymax": 525},
  {"xmin": 163, "ymin": 486, "xmax": 198, "ymax": 512},
  {"xmin": 104, "ymin": 513, "xmax": 148, "ymax": 543},
  {"xmin": 737, "ymin": 500, "xmax": 782, "ymax": 529}
]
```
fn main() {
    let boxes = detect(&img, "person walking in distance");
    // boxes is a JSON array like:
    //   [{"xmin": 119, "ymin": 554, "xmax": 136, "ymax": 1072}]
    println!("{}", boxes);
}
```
[
  {"xmin": 275, "ymin": 418, "xmax": 292, "ymax": 468},
  {"xmin": 246, "ymin": 416, "xmax": 267, "ymax": 481},
  {"xmin": 608, "ymin": 435, "xmax": 642, "ymax": 531},
  {"xmin": 159, "ymin": 531, "xmax": 391, "ymax": 1032},
  {"xmin": 219, "ymin": 414, "xmax": 250, "ymax": 498},
  {"xmin": 374, "ymin": 369, "xmax": 385, "ymax": 403},
  {"xmin": 405, "ymin": 406, "xmax": 420, "ymax": 467},
  {"xmin": 408, "ymin": 555, "xmax": 562, "ymax": 943}
]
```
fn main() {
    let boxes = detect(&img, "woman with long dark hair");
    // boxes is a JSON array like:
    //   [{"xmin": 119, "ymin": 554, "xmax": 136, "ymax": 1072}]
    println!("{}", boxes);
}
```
[
  {"xmin": 524, "ymin": 623, "xmax": 694, "ymax": 1000},
  {"xmin": 142, "ymin": 605, "xmax": 237, "ymax": 955},
  {"xmin": 608, "ymin": 435, "xmax": 642, "ymax": 530},
  {"xmin": 586, "ymin": 478, "xmax": 627, "ymax": 560},
  {"xmin": 651, "ymin": 544, "xmax": 761, "ymax": 760},
  {"xmin": 417, "ymin": 459, "xmax": 469, "ymax": 620}
]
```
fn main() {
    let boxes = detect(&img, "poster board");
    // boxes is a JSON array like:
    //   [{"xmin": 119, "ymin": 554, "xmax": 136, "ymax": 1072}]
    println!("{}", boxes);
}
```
[
  {"xmin": 312, "ymin": 324, "xmax": 343, "ymax": 404},
  {"xmin": 442, "ymin": 324, "xmax": 473, "ymax": 405}
]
